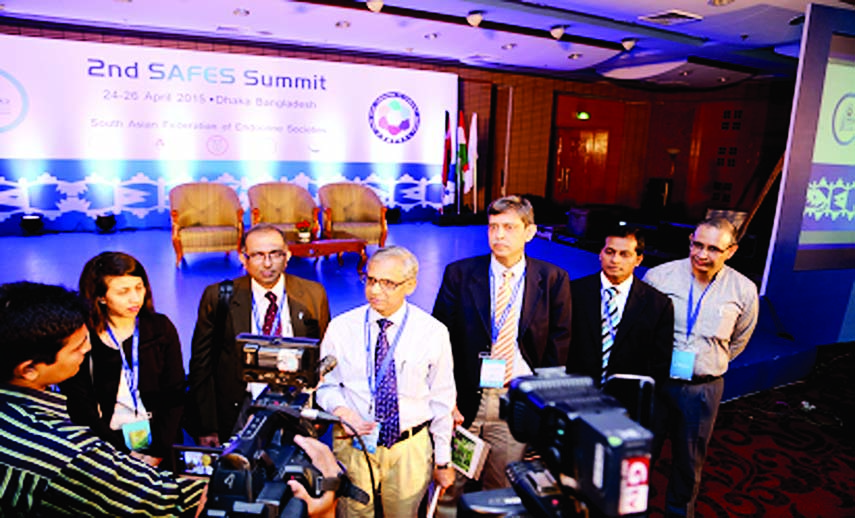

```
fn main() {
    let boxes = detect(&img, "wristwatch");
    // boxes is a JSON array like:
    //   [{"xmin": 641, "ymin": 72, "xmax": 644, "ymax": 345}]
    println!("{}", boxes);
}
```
[{"xmin": 436, "ymin": 463, "xmax": 450, "ymax": 469}]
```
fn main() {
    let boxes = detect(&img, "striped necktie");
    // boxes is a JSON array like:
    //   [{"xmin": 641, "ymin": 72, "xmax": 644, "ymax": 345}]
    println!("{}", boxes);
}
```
[
  {"xmin": 492, "ymin": 270, "xmax": 516, "ymax": 386},
  {"xmin": 601, "ymin": 286, "xmax": 619, "ymax": 385}
]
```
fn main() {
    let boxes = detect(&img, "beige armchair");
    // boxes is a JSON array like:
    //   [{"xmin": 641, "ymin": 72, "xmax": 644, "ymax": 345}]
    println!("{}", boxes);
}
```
[
  {"xmin": 318, "ymin": 182, "xmax": 387, "ymax": 246},
  {"xmin": 248, "ymin": 182, "xmax": 320, "ymax": 234},
  {"xmin": 169, "ymin": 182, "xmax": 244, "ymax": 266}
]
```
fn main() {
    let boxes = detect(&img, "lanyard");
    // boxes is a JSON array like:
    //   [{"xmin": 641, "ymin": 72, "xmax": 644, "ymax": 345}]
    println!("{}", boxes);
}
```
[
  {"xmin": 105, "ymin": 322, "xmax": 140, "ymax": 414},
  {"xmin": 490, "ymin": 268, "xmax": 526, "ymax": 342},
  {"xmin": 686, "ymin": 276, "xmax": 715, "ymax": 339},
  {"xmin": 364, "ymin": 304, "xmax": 410, "ymax": 401},
  {"xmin": 252, "ymin": 290, "xmax": 286, "ymax": 335}
]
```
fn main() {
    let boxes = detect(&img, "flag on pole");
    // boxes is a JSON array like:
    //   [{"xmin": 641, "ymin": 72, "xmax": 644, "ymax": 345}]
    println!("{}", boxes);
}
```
[
  {"xmin": 441, "ymin": 111, "xmax": 455, "ymax": 207},
  {"xmin": 465, "ymin": 113, "xmax": 478, "ymax": 194},
  {"xmin": 457, "ymin": 110, "xmax": 468, "ymax": 192}
]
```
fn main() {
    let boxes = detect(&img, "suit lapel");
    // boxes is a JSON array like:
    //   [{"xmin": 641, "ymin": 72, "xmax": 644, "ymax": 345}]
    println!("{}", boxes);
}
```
[
  {"xmin": 470, "ymin": 262, "xmax": 492, "ymax": 339},
  {"xmin": 614, "ymin": 277, "xmax": 640, "ymax": 347},
  {"xmin": 583, "ymin": 275, "xmax": 603, "ymax": 344},
  {"xmin": 231, "ymin": 276, "xmax": 252, "ymax": 335},
  {"xmin": 518, "ymin": 261, "xmax": 542, "ymax": 339},
  {"xmin": 284, "ymin": 274, "xmax": 308, "ymax": 336}
]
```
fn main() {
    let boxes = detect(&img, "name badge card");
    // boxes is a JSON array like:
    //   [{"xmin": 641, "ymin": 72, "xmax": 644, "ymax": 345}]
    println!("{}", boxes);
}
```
[
  {"xmin": 670, "ymin": 350, "xmax": 696, "ymax": 381},
  {"xmin": 480, "ymin": 358, "xmax": 506, "ymax": 388},
  {"xmin": 122, "ymin": 418, "xmax": 152, "ymax": 452},
  {"xmin": 353, "ymin": 424, "xmax": 380, "ymax": 454}
]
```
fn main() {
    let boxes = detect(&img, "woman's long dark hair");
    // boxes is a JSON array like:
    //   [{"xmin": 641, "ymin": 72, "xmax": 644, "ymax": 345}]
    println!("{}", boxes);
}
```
[{"xmin": 78, "ymin": 251, "xmax": 155, "ymax": 334}]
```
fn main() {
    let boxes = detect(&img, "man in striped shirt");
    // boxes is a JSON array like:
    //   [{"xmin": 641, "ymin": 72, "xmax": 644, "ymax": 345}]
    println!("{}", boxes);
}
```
[{"xmin": 0, "ymin": 281, "xmax": 206, "ymax": 517}]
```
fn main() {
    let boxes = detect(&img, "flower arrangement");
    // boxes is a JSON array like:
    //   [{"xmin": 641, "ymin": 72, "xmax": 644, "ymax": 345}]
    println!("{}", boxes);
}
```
[{"xmin": 295, "ymin": 219, "xmax": 312, "ymax": 233}]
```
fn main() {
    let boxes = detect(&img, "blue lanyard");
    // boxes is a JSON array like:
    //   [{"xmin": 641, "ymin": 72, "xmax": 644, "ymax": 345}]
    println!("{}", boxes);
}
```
[
  {"xmin": 105, "ymin": 322, "xmax": 140, "ymax": 414},
  {"xmin": 364, "ymin": 304, "xmax": 410, "ymax": 399},
  {"xmin": 686, "ymin": 276, "xmax": 715, "ymax": 339},
  {"xmin": 490, "ymin": 268, "xmax": 526, "ymax": 342},
  {"xmin": 252, "ymin": 291, "xmax": 285, "ymax": 335}
]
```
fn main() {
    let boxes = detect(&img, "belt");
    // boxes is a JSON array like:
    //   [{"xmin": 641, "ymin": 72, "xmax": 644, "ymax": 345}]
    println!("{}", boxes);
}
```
[
  {"xmin": 397, "ymin": 421, "xmax": 429, "ymax": 443},
  {"xmin": 674, "ymin": 375, "xmax": 722, "ymax": 385}
]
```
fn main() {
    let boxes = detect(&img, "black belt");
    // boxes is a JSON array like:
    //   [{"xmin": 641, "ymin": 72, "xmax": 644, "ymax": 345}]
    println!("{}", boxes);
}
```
[
  {"xmin": 674, "ymin": 375, "xmax": 722, "ymax": 385},
  {"xmin": 397, "ymin": 421, "xmax": 429, "ymax": 443}
]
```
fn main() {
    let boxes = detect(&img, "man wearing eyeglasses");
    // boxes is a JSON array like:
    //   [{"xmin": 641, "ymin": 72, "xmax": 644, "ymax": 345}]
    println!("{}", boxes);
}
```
[
  {"xmin": 432, "ymin": 195, "xmax": 571, "ymax": 512},
  {"xmin": 643, "ymin": 216, "xmax": 758, "ymax": 518},
  {"xmin": 315, "ymin": 246, "xmax": 456, "ymax": 517},
  {"xmin": 187, "ymin": 223, "xmax": 331, "ymax": 446}
]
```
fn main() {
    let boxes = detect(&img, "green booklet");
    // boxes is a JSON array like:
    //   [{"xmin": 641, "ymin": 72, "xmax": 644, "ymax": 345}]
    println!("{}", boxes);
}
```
[{"xmin": 451, "ymin": 425, "xmax": 490, "ymax": 479}]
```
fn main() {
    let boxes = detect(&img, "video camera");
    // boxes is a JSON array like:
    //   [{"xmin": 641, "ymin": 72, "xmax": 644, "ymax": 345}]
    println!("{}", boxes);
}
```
[
  {"xmin": 460, "ymin": 368, "xmax": 653, "ymax": 518},
  {"xmin": 192, "ymin": 333, "xmax": 349, "ymax": 518}
]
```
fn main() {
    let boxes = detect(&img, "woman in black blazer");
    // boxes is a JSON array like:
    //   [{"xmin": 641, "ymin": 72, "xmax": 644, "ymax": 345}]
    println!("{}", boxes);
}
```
[{"xmin": 61, "ymin": 252, "xmax": 185, "ymax": 469}]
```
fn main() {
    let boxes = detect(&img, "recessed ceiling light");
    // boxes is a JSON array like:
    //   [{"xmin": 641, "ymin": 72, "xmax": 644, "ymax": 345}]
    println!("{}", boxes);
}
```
[
  {"xmin": 501, "ymin": 43, "xmax": 517, "ymax": 50},
  {"xmin": 366, "ymin": 0, "xmax": 383, "ymax": 13},
  {"xmin": 549, "ymin": 25, "xmax": 566, "ymax": 40},
  {"xmin": 466, "ymin": 11, "xmax": 484, "ymax": 28},
  {"xmin": 568, "ymin": 53, "xmax": 582, "ymax": 60},
  {"xmin": 679, "ymin": 70, "xmax": 692, "ymax": 76},
  {"xmin": 233, "ymin": 8, "xmax": 250, "ymax": 17},
  {"xmin": 708, "ymin": 0, "xmax": 735, "ymax": 6},
  {"xmin": 424, "ymin": 33, "xmax": 439, "ymax": 40},
  {"xmin": 335, "ymin": 20, "xmax": 351, "ymax": 29},
  {"xmin": 718, "ymin": 77, "xmax": 728, "ymax": 83}
]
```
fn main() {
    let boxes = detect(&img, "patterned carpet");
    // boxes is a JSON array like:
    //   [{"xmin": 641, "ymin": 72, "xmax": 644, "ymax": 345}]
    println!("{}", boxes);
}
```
[{"xmin": 648, "ymin": 343, "xmax": 855, "ymax": 518}]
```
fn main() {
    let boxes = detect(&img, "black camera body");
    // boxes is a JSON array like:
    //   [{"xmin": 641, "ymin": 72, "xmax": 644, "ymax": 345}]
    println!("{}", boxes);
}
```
[{"xmin": 199, "ymin": 335, "xmax": 324, "ymax": 518}]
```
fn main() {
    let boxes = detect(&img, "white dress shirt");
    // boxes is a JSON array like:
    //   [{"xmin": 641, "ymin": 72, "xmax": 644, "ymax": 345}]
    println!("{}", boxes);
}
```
[
  {"xmin": 315, "ymin": 302, "xmax": 457, "ymax": 464},
  {"xmin": 599, "ymin": 271, "xmax": 634, "ymax": 325}
]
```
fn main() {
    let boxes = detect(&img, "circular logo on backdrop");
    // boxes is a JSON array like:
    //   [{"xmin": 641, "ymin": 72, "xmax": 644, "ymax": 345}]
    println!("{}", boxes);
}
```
[
  {"xmin": 831, "ymin": 93, "xmax": 855, "ymax": 146},
  {"xmin": 0, "ymin": 69, "xmax": 29, "ymax": 133},
  {"xmin": 368, "ymin": 92, "xmax": 420, "ymax": 143}
]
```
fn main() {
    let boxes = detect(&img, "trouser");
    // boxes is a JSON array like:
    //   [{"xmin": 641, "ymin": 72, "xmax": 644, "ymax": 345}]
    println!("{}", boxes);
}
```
[
  {"xmin": 333, "ymin": 423, "xmax": 433, "ymax": 518},
  {"xmin": 654, "ymin": 377, "xmax": 724, "ymax": 518},
  {"xmin": 436, "ymin": 389, "xmax": 527, "ymax": 518}
]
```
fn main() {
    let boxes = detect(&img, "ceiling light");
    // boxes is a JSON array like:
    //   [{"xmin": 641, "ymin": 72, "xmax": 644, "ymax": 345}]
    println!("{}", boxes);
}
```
[
  {"xmin": 335, "ymin": 20, "xmax": 351, "ymax": 29},
  {"xmin": 233, "ymin": 8, "xmax": 250, "ymax": 17},
  {"xmin": 576, "ymin": 111, "xmax": 590, "ymax": 120},
  {"xmin": 501, "ymin": 43, "xmax": 517, "ymax": 50},
  {"xmin": 366, "ymin": 0, "xmax": 383, "ymax": 13},
  {"xmin": 549, "ymin": 25, "xmax": 566, "ymax": 40},
  {"xmin": 568, "ymin": 53, "xmax": 582, "ymax": 60},
  {"xmin": 718, "ymin": 77, "xmax": 728, "ymax": 83},
  {"xmin": 708, "ymin": 0, "xmax": 735, "ymax": 5},
  {"xmin": 466, "ymin": 11, "xmax": 484, "ymax": 27},
  {"xmin": 679, "ymin": 70, "xmax": 692, "ymax": 76},
  {"xmin": 621, "ymin": 38, "xmax": 638, "ymax": 51}
]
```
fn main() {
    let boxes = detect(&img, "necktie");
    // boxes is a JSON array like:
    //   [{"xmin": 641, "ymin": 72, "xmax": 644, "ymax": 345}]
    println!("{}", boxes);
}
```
[
  {"xmin": 492, "ymin": 270, "xmax": 516, "ymax": 386},
  {"xmin": 374, "ymin": 319, "xmax": 399, "ymax": 448},
  {"xmin": 262, "ymin": 291, "xmax": 279, "ymax": 335},
  {"xmin": 601, "ymin": 287, "xmax": 619, "ymax": 385}
]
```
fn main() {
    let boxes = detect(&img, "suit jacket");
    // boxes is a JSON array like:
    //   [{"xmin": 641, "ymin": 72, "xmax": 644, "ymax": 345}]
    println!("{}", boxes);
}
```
[
  {"xmin": 433, "ymin": 254, "xmax": 572, "ymax": 427},
  {"xmin": 567, "ymin": 273, "xmax": 674, "ymax": 387},
  {"xmin": 60, "ymin": 311, "xmax": 185, "ymax": 464},
  {"xmin": 187, "ymin": 273, "xmax": 330, "ymax": 441}
]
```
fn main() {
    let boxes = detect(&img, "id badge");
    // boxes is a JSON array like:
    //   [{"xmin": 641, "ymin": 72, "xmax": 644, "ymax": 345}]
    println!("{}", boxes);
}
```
[
  {"xmin": 353, "ymin": 423, "xmax": 380, "ymax": 454},
  {"xmin": 480, "ymin": 357, "xmax": 506, "ymax": 389},
  {"xmin": 122, "ymin": 418, "xmax": 152, "ymax": 452},
  {"xmin": 670, "ymin": 349, "xmax": 696, "ymax": 381}
]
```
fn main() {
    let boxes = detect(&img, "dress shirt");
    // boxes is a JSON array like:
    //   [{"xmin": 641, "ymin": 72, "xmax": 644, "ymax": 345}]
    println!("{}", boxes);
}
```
[
  {"xmin": 0, "ymin": 384, "xmax": 205, "ymax": 516},
  {"xmin": 250, "ymin": 276, "xmax": 293, "ymax": 337},
  {"xmin": 599, "ymin": 271, "xmax": 634, "ymax": 325},
  {"xmin": 316, "ymin": 302, "xmax": 456, "ymax": 464},
  {"xmin": 490, "ymin": 256, "xmax": 533, "ymax": 379},
  {"xmin": 643, "ymin": 258, "xmax": 758, "ymax": 377}
]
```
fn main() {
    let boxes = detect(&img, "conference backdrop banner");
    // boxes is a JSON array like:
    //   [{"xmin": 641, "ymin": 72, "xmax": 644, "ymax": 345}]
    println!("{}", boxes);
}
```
[{"xmin": 0, "ymin": 33, "xmax": 459, "ymax": 233}]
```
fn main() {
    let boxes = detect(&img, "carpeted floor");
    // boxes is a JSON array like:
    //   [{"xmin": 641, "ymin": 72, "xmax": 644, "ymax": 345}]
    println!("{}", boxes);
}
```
[{"xmin": 648, "ymin": 343, "xmax": 855, "ymax": 518}]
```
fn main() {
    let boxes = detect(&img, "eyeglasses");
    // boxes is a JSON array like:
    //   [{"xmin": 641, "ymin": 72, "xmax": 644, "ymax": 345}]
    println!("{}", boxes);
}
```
[
  {"xmin": 360, "ymin": 274, "xmax": 412, "ymax": 291},
  {"xmin": 244, "ymin": 250, "xmax": 287, "ymax": 263},
  {"xmin": 689, "ymin": 240, "xmax": 733, "ymax": 256}
]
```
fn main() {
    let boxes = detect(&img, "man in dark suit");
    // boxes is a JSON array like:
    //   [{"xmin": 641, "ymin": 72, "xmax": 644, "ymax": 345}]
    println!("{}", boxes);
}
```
[
  {"xmin": 187, "ymin": 223, "xmax": 331, "ymax": 446},
  {"xmin": 567, "ymin": 226, "xmax": 674, "ymax": 409},
  {"xmin": 433, "ymin": 195, "xmax": 572, "ymax": 497}
]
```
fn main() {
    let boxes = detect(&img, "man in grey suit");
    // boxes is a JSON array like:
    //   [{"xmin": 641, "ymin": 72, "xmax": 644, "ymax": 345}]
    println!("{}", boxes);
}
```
[{"xmin": 187, "ymin": 223, "xmax": 331, "ymax": 446}]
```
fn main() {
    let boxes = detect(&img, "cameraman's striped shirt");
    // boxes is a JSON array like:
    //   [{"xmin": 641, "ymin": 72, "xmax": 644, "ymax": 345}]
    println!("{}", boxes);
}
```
[{"xmin": 0, "ymin": 384, "xmax": 205, "ymax": 517}]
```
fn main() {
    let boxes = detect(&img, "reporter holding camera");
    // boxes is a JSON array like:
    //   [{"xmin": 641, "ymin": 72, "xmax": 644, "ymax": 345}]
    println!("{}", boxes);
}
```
[
  {"xmin": 316, "ymin": 246, "xmax": 457, "ymax": 517},
  {"xmin": 0, "ymin": 282, "xmax": 205, "ymax": 517}
]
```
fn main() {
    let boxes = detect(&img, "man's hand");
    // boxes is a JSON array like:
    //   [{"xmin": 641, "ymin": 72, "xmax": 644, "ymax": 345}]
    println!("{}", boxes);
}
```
[
  {"xmin": 197, "ymin": 434, "xmax": 220, "ymax": 447},
  {"xmin": 433, "ymin": 465, "xmax": 456, "ymax": 497},
  {"xmin": 452, "ymin": 406, "xmax": 464, "ymax": 427},
  {"xmin": 333, "ymin": 407, "xmax": 376, "ymax": 436},
  {"xmin": 289, "ymin": 435, "xmax": 339, "ymax": 518}
]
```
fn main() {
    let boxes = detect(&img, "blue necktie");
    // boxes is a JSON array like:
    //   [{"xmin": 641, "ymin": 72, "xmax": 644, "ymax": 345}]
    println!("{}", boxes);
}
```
[
  {"xmin": 375, "ymin": 319, "xmax": 399, "ymax": 448},
  {"xmin": 601, "ymin": 287, "xmax": 619, "ymax": 385}
]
